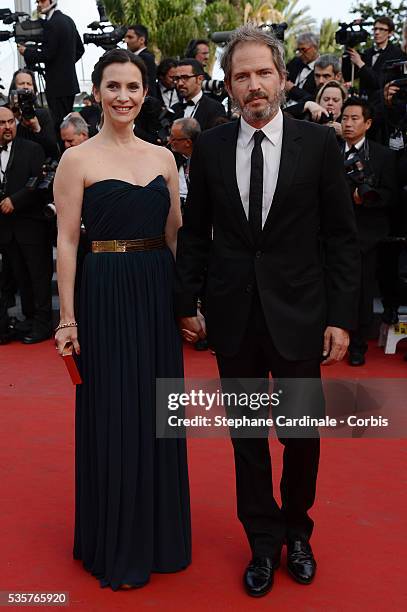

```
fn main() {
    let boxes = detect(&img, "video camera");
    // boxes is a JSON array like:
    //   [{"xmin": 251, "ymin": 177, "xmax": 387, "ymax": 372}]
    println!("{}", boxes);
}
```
[
  {"xmin": 0, "ymin": 8, "xmax": 44, "ymax": 46},
  {"xmin": 26, "ymin": 158, "xmax": 59, "ymax": 218},
  {"xmin": 202, "ymin": 79, "xmax": 225, "ymax": 96},
  {"xmin": 9, "ymin": 89, "xmax": 37, "ymax": 121},
  {"xmin": 211, "ymin": 22, "xmax": 288, "ymax": 45},
  {"xmin": 344, "ymin": 151, "xmax": 379, "ymax": 203},
  {"xmin": 335, "ymin": 20, "xmax": 371, "ymax": 48},
  {"xmin": 83, "ymin": 21, "xmax": 127, "ymax": 51},
  {"xmin": 385, "ymin": 59, "xmax": 407, "ymax": 101}
]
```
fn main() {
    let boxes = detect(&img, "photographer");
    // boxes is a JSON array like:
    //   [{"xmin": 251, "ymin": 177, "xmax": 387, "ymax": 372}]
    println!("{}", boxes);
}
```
[
  {"xmin": 285, "ymin": 32, "xmax": 320, "ymax": 106},
  {"xmin": 156, "ymin": 58, "xmax": 181, "ymax": 110},
  {"xmin": 171, "ymin": 59, "xmax": 226, "ymax": 131},
  {"xmin": 18, "ymin": 1, "xmax": 84, "ymax": 134},
  {"xmin": 0, "ymin": 106, "xmax": 53, "ymax": 344},
  {"xmin": 184, "ymin": 39, "xmax": 211, "ymax": 79},
  {"xmin": 345, "ymin": 17, "xmax": 405, "ymax": 100},
  {"xmin": 303, "ymin": 80, "xmax": 348, "ymax": 138},
  {"xmin": 341, "ymin": 98, "xmax": 397, "ymax": 365},
  {"xmin": 8, "ymin": 69, "xmax": 58, "ymax": 158},
  {"xmin": 60, "ymin": 114, "xmax": 89, "ymax": 149}
]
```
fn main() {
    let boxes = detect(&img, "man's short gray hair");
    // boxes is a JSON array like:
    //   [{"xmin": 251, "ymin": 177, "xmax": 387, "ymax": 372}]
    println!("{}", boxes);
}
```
[
  {"xmin": 60, "ymin": 114, "xmax": 89, "ymax": 136},
  {"xmin": 296, "ymin": 32, "xmax": 320, "ymax": 49},
  {"xmin": 315, "ymin": 54, "xmax": 342, "ymax": 74},
  {"xmin": 220, "ymin": 24, "xmax": 286, "ymax": 83},
  {"xmin": 173, "ymin": 117, "xmax": 201, "ymax": 143}
]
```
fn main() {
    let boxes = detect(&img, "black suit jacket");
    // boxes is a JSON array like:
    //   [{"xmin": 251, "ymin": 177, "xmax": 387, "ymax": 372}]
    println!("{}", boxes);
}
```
[
  {"xmin": 171, "ymin": 94, "xmax": 226, "ymax": 132},
  {"xmin": 343, "ymin": 139, "xmax": 397, "ymax": 252},
  {"xmin": 23, "ymin": 10, "xmax": 84, "ymax": 97},
  {"xmin": 138, "ymin": 49, "xmax": 158, "ymax": 98},
  {"xmin": 286, "ymin": 57, "xmax": 317, "ymax": 103},
  {"xmin": 175, "ymin": 117, "xmax": 361, "ymax": 359},
  {"xmin": 343, "ymin": 43, "xmax": 406, "ymax": 97},
  {"xmin": 17, "ymin": 108, "xmax": 58, "ymax": 158},
  {"xmin": 0, "ymin": 138, "xmax": 46, "ymax": 245}
]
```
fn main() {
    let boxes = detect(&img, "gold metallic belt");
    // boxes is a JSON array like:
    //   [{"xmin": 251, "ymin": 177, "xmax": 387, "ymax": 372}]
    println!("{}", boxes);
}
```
[{"xmin": 92, "ymin": 235, "xmax": 166, "ymax": 253}]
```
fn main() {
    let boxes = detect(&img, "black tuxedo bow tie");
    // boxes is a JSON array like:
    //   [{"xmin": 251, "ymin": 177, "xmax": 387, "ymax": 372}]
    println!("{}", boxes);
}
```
[
  {"xmin": 0, "ymin": 144, "xmax": 9, "ymax": 153},
  {"xmin": 345, "ymin": 145, "xmax": 359, "ymax": 158},
  {"xmin": 181, "ymin": 100, "xmax": 195, "ymax": 109}
]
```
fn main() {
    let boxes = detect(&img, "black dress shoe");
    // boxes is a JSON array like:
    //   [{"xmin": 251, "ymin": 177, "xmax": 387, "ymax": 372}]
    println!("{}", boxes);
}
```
[
  {"xmin": 348, "ymin": 352, "xmax": 366, "ymax": 366},
  {"xmin": 21, "ymin": 329, "xmax": 52, "ymax": 344},
  {"xmin": 287, "ymin": 540, "xmax": 316, "ymax": 585},
  {"xmin": 244, "ymin": 556, "xmax": 279, "ymax": 597}
]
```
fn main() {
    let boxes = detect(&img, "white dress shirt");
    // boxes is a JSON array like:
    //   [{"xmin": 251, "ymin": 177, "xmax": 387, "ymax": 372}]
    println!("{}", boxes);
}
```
[
  {"xmin": 295, "ymin": 59, "xmax": 317, "ymax": 89},
  {"xmin": 184, "ymin": 90, "xmax": 203, "ymax": 118},
  {"xmin": 0, "ymin": 142, "xmax": 11, "ymax": 183},
  {"xmin": 135, "ymin": 47, "xmax": 147, "ymax": 56},
  {"xmin": 236, "ymin": 110, "xmax": 284, "ymax": 228},
  {"xmin": 345, "ymin": 137, "xmax": 365, "ymax": 158},
  {"xmin": 159, "ymin": 83, "xmax": 177, "ymax": 109}
]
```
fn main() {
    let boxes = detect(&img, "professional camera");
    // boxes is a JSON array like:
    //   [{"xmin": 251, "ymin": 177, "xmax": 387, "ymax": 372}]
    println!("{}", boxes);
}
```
[
  {"xmin": 26, "ymin": 158, "xmax": 59, "ymax": 218},
  {"xmin": 212, "ymin": 22, "xmax": 287, "ymax": 45},
  {"xmin": 319, "ymin": 111, "xmax": 334, "ymax": 124},
  {"xmin": 344, "ymin": 152, "xmax": 379, "ymax": 203},
  {"xmin": 202, "ymin": 79, "xmax": 225, "ymax": 96},
  {"xmin": 335, "ymin": 21, "xmax": 370, "ymax": 47},
  {"xmin": 83, "ymin": 21, "xmax": 127, "ymax": 51},
  {"xmin": 384, "ymin": 59, "xmax": 407, "ymax": 101},
  {"xmin": 9, "ymin": 89, "xmax": 37, "ymax": 120},
  {"xmin": 0, "ymin": 8, "xmax": 44, "ymax": 45}
]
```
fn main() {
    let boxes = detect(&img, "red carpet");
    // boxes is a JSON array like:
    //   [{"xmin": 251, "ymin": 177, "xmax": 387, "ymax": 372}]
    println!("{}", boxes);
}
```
[{"xmin": 0, "ymin": 339, "xmax": 406, "ymax": 610}]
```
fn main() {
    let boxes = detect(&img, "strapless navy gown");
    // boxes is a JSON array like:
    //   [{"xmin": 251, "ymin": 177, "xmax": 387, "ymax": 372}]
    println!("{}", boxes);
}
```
[{"xmin": 73, "ymin": 176, "xmax": 191, "ymax": 589}]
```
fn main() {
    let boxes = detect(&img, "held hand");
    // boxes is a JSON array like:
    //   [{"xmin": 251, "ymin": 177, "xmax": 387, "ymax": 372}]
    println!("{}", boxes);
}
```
[
  {"xmin": 21, "ymin": 115, "xmax": 41, "ymax": 133},
  {"xmin": 55, "ymin": 327, "xmax": 80, "ymax": 356},
  {"xmin": 304, "ymin": 101, "xmax": 327, "ymax": 122},
  {"xmin": 0, "ymin": 198, "xmax": 14, "ymax": 214},
  {"xmin": 347, "ymin": 48, "xmax": 365, "ymax": 69},
  {"xmin": 329, "ymin": 121, "xmax": 343, "ymax": 137},
  {"xmin": 321, "ymin": 326, "xmax": 349, "ymax": 365},
  {"xmin": 384, "ymin": 82, "xmax": 399, "ymax": 107},
  {"xmin": 179, "ymin": 315, "xmax": 206, "ymax": 343}
]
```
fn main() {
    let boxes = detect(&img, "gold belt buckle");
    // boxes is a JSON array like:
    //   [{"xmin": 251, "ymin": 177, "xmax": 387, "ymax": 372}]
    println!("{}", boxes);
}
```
[{"xmin": 115, "ymin": 240, "xmax": 127, "ymax": 252}]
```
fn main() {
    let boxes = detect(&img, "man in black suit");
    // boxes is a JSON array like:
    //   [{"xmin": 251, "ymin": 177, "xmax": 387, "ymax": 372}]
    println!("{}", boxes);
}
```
[
  {"xmin": 0, "ymin": 106, "xmax": 52, "ymax": 344},
  {"xmin": 175, "ymin": 25, "xmax": 360, "ymax": 597},
  {"xmin": 345, "ymin": 17, "xmax": 406, "ymax": 100},
  {"xmin": 171, "ymin": 59, "xmax": 226, "ymax": 131},
  {"xmin": 18, "ymin": 0, "xmax": 84, "ymax": 135},
  {"xmin": 285, "ymin": 32, "xmax": 320, "ymax": 107},
  {"xmin": 341, "ymin": 98, "xmax": 397, "ymax": 365},
  {"xmin": 124, "ymin": 24, "xmax": 157, "ymax": 98},
  {"xmin": 9, "ymin": 68, "xmax": 58, "ymax": 159},
  {"xmin": 156, "ymin": 58, "xmax": 181, "ymax": 110}
]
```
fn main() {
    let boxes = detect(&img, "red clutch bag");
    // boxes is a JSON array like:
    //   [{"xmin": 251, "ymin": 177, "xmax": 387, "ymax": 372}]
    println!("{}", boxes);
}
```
[{"xmin": 61, "ymin": 343, "xmax": 82, "ymax": 385}]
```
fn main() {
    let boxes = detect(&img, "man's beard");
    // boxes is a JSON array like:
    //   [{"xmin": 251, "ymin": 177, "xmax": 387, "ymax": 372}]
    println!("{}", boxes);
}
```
[{"xmin": 232, "ymin": 89, "xmax": 285, "ymax": 123}]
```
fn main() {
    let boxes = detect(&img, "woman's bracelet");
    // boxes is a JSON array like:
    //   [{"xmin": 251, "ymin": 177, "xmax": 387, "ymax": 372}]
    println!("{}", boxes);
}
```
[{"xmin": 55, "ymin": 321, "xmax": 78, "ymax": 333}]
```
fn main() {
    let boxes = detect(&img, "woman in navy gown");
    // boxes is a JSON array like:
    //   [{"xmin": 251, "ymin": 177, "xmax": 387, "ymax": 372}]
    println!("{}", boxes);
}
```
[{"xmin": 54, "ymin": 49, "xmax": 191, "ymax": 590}]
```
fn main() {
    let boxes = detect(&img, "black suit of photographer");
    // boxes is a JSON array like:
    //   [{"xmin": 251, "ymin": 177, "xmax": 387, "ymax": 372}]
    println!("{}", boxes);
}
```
[
  {"xmin": 343, "ymin": 138, "xmax": 397, "ymax": 354},
  {"xmin": 171, "ymin": 95, "xmax": 226, "ymax": 131},
  {"xmin": 0, "ymin": 138, "xmax": 53, "ymax": 334},
  {"xmin": 17, "ymin": 108, "xmax": 58, "ymax": 159},
  {"xmin": 285, "ymin": 57, "xmax": 317, "ymax": 104},
  {"xmin": 23, "ymin": 10, "xmax": 84, "ymax": 132},
  {"xmin": 343, "ymin": 43, "xmax": 406, "ymax": 99}
]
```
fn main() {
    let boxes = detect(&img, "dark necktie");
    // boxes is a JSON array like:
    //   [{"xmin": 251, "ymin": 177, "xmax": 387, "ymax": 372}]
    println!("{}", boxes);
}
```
[
  {"xmin": 249, "ymin": 130, "xmax": 265, "ymax": 239},
  {"xmin": 345, "ymin": 145, "xmax": 358, "ymax": 159},
  {"xmin": 181, "ymin": 100, "xmax": 195, "ymax": 110}
]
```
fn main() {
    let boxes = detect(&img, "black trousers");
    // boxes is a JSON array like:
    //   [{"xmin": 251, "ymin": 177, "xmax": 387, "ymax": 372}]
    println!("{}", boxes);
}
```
[
  {"xmin": 350, "ymin": 248, "xmax": 377, "ymax": 354},
  {"xmin": 47, "ymin": 95, "xmax": 75, "ymax": 137},
  {"xmin": 4, "ymin": 238, "xmax": 53, "ymax": 330},
  {"xmin": 215, "ymin": 292, "xmax": 321, "ymax": 558}
]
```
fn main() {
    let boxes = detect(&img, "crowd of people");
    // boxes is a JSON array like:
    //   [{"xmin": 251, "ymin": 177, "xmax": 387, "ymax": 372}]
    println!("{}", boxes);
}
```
[
  {"xmin": 0, "ymin": 1, "xmax": 407, "ymax": 356},
  {"xmin": 0, "ymin": 1, "xmax": 405, "ymax": 599}
]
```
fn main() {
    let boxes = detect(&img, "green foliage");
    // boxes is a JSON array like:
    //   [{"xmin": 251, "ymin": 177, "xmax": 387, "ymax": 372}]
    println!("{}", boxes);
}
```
[
  {"xmin": 200, "ymin": 1, "xmax": 240, "ymax": 34},
  {"xmin": 350, "ymin": 0, "xmax": 407, "ymax": 39},
  {"xmin": 319, "ymin": 18, "xmax": 341, "ymax": 54},
  {"xmin": 156, "ymin": 15, "xmax": 200, "ymax": 58}
]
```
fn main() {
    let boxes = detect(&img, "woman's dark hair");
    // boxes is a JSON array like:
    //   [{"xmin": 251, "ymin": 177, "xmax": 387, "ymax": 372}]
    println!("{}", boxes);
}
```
[
  {"xmin": 91, "ymin": 49, "xmax": 148, "ymax": 90},
  {"xmin": 9, "ymin": 68, "xmax": 38, "ymax": 96}
]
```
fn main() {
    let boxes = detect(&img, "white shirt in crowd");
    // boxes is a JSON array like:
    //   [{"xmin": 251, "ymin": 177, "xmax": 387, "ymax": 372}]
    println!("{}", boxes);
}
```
[
  {"xmin": 184, "ymin": 91, "xmax": 203, "ymax": 119},
  {"xmin": 0, "ymin": 142, "xmax": 11, "ymax": 183}
]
